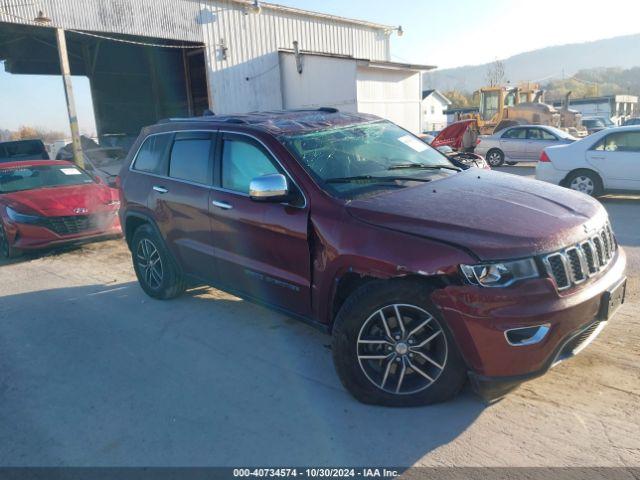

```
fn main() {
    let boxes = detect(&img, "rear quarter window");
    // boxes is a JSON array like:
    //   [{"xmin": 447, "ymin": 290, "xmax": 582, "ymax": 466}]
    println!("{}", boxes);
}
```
[{"xmin": 132, "ymin": 133, "xmax": 172, "ymax": 174}]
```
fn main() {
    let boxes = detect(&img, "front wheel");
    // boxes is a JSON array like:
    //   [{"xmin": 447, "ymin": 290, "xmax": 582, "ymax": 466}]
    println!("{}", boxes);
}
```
[
  {"xmin": 0, "ymin": 222, "xmax": 19, "ymax": 259},
  {"xmin": 331, "ymin": 280, "xmax": 466, "ymax": 406},
  {"xmin": 486, "ymin": 149, "xmax": 505, "ymax": 167}
]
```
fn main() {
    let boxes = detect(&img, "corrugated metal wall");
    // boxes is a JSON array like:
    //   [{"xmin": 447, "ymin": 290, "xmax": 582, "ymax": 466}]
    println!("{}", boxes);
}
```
[
  {"xmin": 0, "ymin": 0, "xmax": 203, "ymax": 42},
  {"xmin": 1, "ymin": 0, "xmax": 393, "ymax": 114},
  {"xmin": 200, "ymin": 0, "xmax": 390, "ymax": 113}
]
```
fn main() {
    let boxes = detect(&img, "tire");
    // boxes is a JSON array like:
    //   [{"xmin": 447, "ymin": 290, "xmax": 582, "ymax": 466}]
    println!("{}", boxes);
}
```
[
  {"xmin": 131, "ymin": 223, "xmax": 185, "ymax": 299},
  {"xmin": 506, "ymin": 161, "xmax": 518, "ymax": 166},
  {"xmin": 565, "ymin": 170, "xmax": 603, "ymax": 197},
  {"xmin": 331, "ymin": 279, "xmax": 467, "ymax": 406},
  {"xmin": 0, "ymin": 222, "xmax": 19, "ymax": 259},
  {"xmin": 486, "ymin": 149, "xmax": 505, "ymax": 167}
]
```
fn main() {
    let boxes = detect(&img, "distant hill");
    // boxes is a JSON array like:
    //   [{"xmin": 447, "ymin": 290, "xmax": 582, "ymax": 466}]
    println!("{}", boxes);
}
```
[{"xmin": 424, "ymin": 34, "xmax": 640, "ymax": 93}]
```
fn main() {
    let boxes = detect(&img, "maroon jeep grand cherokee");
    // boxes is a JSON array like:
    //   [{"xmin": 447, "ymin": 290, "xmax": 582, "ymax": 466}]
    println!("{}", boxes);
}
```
[{"xmin": 119, "ymin": 109, "xmax": 626, "ymax": 406}]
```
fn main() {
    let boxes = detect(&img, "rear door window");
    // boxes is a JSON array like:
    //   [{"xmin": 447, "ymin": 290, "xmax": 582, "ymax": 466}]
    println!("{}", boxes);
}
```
[
  {"xmin": 133, "ymin": 133, "xmax": 172, "ymax": 174},
  {"xmin": 527, "ymin": 128, "xmax": 556, "ymax": 140},
  {"xmin": 168, "ymin": 132, "xmax": 214, "ymax": 185}
]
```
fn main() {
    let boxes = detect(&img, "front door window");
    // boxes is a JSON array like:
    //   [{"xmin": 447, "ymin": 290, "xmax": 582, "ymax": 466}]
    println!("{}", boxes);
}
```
[{"xmin": 221, "ymin": 139, "xmax": 279, "ymax": 193}]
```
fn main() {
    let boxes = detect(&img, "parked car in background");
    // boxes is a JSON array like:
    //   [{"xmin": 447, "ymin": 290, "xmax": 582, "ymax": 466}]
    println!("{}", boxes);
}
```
[
  {"xmin": 431, "ymin": 119, "xmax": 479, "ymax": 153},
  {"xmin": 623, "ymin": 117, "xmax": 640, "ymax": 127},
  {"xmin": 581, "ymin": 117, "xmax": 607, "ymax": 135},
  {"xmin": 0, "ymin": 160, "xmax": 121, "ymax": 258},
  {"xmin": 418, "ymin": 133, "xmax": 435, "ymax": 144},
  {"xmin": 0, "ymin": 139, "xmax": 49, "ymax": 163},
  {"xmin": 435, "ymin": 145, "xmax": 490, "ymax": 170},
  {"xmin": 56, "ymin": 135, "xmax": 129, "ymax": 186},
  {"xmin": 118, "ymin": 109, "xmax": 626, "ymax": 406},
  {"xmin": 475, "ymin": 125, "xmax": 577, "ymax": 167},
  {"xmin": 591, "ymin": 116, "xmax": 615, "ymax": 128},
  {"xmin": 536, "ymin": 126, "xmax": 640, "ymax": 196}
]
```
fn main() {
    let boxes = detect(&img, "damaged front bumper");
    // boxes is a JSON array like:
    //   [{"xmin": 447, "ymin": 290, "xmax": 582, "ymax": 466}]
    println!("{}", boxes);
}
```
[{"xmin": 432, "ymin": 248, "xmax": 627, "ymax": 402}]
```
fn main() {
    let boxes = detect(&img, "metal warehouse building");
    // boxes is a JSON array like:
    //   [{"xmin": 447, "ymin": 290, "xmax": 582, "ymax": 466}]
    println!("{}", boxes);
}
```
[{"xmin": 0, "ymin": 0, "xmax": 433, "ymax": 152}]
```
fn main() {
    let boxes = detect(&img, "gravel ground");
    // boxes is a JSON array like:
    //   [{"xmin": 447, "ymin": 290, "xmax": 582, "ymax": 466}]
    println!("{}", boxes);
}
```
[{"xmin": 0, "ymin": 167, "xmax": 638, "ymax": 467}]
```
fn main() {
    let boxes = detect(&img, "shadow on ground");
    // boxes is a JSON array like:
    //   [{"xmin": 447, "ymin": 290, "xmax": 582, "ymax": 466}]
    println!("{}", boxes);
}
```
[
  {"xmin": 0, "ymin": 236, "xmax": 124, "ymax": 268},
  {"xmin": 0, "ymin": 282, "xmax": 485, "ymax": 466}
]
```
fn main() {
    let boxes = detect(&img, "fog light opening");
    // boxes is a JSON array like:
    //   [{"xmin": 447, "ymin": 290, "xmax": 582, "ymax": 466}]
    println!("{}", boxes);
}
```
[{"xmin": 505, "ymin": 324, "xmax": 550, "ymax": 347}]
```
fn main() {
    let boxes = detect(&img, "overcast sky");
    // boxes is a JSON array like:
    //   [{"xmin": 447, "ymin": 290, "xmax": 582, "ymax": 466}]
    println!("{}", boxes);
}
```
[{"xmin": 2, "ymin": 0, "xmax": 639, "ymax": 135}]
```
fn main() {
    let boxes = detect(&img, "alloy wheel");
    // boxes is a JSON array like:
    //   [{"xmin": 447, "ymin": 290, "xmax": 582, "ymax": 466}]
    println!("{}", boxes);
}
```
[
  {"xmin": 136, "ymin": 238, "xmax": 164, "ymax": 289},
  {"xmin": 357, "ymin": 304, "xmax": 448, "ymax": 395},
  {"xmin": 569, "ymin": 176, "xmax": 595, "ymax": 195}
]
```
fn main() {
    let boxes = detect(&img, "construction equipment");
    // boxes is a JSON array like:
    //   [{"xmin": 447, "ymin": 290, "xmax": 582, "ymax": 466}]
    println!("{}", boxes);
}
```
[{"xmin": 461, "ymin": 84, "xmax": 586, "ymax": 136}]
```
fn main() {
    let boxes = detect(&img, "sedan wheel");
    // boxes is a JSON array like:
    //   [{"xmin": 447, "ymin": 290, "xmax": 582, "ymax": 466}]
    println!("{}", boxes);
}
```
[
  {"xmin": 357, "ymin": 304, "xmax": 448, "ymax": 395},
  {"xmin": 486, "ymin": 150, "xmax": 504, "ymax": 167},
  {"xmin": 569, "ymin": 175, "xmax": 595, "ymax": 195}
]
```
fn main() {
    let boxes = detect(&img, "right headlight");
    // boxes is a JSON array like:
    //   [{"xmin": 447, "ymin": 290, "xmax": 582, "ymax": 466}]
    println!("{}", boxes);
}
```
[
  {"xmin": 460, "ymin": 258, "xmax": 539, "ymax": 288},
  {"xmin": 6, "ymin": 206, "xmax": 43, "ymax": 224}
]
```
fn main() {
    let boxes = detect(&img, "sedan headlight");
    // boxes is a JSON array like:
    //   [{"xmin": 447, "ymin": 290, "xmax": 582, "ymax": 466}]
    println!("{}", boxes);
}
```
[
  {"xmin": 460, "ymin": 258, "xmax": 539, "ymax": 287},
  {"xmin": 6, "ymin": 206, "xmax": 43, "ymax": 224}
]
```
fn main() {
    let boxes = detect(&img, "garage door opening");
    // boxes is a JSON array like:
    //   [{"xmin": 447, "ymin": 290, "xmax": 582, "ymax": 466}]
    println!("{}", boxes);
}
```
[{"xmin": 0, "ymin": 22, "xmax": 207, "ymax": 175}]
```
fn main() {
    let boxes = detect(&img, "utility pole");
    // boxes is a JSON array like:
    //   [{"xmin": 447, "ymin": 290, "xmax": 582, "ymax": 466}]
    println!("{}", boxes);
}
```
[{"xmin": 55, "ymin": 28, "xmax": 84, "ymax": 168}]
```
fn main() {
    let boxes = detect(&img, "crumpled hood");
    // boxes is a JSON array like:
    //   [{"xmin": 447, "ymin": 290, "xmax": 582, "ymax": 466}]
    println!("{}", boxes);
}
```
[
  {"xmin": 346, "ymin": 169, "xmax": 607, "ymax": 260},
  {"xmin": 3, "ymin": 184, "xmax": 119, "ymax": 217}
]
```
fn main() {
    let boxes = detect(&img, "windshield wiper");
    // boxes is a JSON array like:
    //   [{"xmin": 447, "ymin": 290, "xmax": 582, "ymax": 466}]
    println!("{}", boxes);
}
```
[
  {"xmin": 325, "ymin": 175, "xmax": 432, "ymax": 184},
  {"xmin": 388, "ymin": 163, "xmax": 461, "ymax": 172}
]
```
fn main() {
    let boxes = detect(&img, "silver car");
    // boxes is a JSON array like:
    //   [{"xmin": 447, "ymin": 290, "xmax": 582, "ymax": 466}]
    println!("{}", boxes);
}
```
[{"xmin": 476, "ymin": 125, "xmax": 577, "ymax": 167}]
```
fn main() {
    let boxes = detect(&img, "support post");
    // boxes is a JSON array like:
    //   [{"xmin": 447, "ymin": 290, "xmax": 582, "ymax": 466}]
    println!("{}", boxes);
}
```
[{"xmin": 55, "ymin": 28, "xmax": 83, "ymax": 168}]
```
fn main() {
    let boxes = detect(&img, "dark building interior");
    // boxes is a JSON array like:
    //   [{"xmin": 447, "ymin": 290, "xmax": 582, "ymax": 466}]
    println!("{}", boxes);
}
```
[{"xmin": 0, "ymin": 22, "xmax": 208, "ymax": 141}]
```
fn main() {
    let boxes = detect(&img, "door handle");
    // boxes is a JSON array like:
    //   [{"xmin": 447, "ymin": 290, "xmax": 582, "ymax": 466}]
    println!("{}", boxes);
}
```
[
  {"xmin": 211, "ymin": 200, "xmax": 233, "ymax": 210},
  {"xmin": 153, "ymin": 185, "xmax": 169, "ymax": 194}
]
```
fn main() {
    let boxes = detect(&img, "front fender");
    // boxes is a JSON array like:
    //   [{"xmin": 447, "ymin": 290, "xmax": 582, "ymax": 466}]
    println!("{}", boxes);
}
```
[{"xmin": 311, "ymin": 212, "xmax": 476, "ymax": 325}]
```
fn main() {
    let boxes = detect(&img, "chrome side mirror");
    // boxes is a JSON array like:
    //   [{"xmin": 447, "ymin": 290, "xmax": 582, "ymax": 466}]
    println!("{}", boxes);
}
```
[{"xmin": 249, "ymin": 173, "xmax": 289, "ymax": 202}]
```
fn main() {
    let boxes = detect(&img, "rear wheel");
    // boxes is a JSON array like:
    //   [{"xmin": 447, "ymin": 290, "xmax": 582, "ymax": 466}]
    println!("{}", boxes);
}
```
[
  {"xmin": 131, "ymin": 224, "xmax": 185, "ymax": 299},
  {"xmin": 331, "ymin": 280, "xmax": 466, "ymax": 406},
  {"xmin": 566, "ymin": 170, "xmax": 603, "ymax": 197},
  {"xmin": 486, "ymin": 149, "xmax": 505, "ymax": 167},
  {"xmin": 0, "ymin": 222, "xmax": 18, "ymax": 259}
]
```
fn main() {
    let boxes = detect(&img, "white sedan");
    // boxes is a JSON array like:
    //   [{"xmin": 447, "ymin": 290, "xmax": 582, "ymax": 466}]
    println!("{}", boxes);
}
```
[{"xmin": 536, "ymin": 126, "xmax": 640, "ymax": 196}]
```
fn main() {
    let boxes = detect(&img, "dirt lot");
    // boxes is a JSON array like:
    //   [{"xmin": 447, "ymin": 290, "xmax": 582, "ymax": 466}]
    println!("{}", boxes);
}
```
[{"xmin": 0, "ymin": 166, "xmax": 639, "ymax": 467}]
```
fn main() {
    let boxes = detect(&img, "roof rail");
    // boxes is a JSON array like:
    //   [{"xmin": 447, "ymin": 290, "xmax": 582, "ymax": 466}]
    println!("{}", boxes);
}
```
[
  {"xmin": 223, "ymin": 118, "xmax": 248, "ymax": 124},
  {"xmin": 317, "ymin": 107, "xmax": 339, "ymax": 113}
]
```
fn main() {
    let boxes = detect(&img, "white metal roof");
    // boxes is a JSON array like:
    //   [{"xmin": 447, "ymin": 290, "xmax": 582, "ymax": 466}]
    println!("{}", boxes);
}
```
[{"xmin": 231, "ymin": 0, "xmax": 396, "ymax": 30}]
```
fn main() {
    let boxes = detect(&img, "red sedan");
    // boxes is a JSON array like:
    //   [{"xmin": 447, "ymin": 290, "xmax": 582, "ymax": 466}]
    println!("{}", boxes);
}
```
[{"xmin": 0, "ymin": 160, "xmax": 121, "ymax": 258}]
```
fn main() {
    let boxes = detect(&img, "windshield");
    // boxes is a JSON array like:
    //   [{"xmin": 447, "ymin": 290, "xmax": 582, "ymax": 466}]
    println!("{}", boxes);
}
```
[
  {"xmin": 281, "ymin": 121, "xmax": 455, "ymax": 198},
  {"xmin": 0, "ymin": 164, "xmax": 95, "ymax": 193}
]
